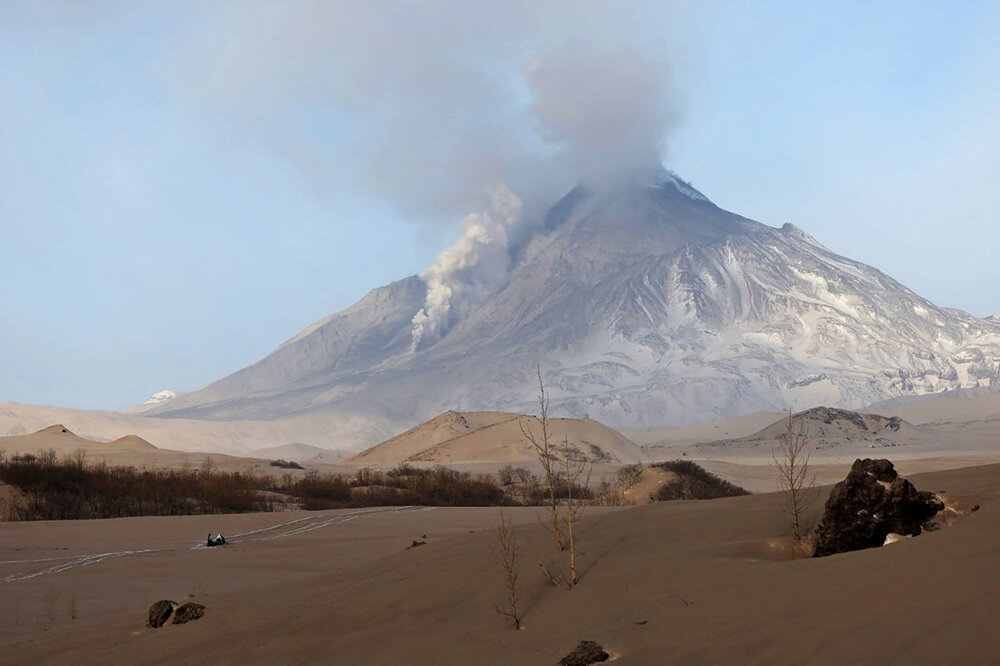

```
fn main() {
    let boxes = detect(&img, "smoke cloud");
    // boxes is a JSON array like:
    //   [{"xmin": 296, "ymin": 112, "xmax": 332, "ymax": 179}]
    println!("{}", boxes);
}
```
[
  {"xmin": 526, "ymin": 43, "xmax": 677, "ymax": 186},
  {"xmin": 402, "ymin": 41, "xmax": 677, "ymax": 347},
  {"xmin": 410, "ymin": 183, "xmax": 524, "ymax": 349},
  {"xmin": 171, "ymin": 2, "xmax": 686, "ymax": 348}
]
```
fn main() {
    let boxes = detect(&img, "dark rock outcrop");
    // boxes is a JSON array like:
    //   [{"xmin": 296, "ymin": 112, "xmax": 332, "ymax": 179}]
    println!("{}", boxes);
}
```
[
  {"xmin": 560, "ymin": 640, "xmax": 610, "ymax": 665},
  {"xmin": 147, "ymin": 600, "xmax": 176, "ymax": 628},
  {"xmin": 172, "ymin": 602, "xmax": 206, "ymax": 625},
  {"xmin": 814, "ymin": 458, "xmax": 944, "ymax": 557}
]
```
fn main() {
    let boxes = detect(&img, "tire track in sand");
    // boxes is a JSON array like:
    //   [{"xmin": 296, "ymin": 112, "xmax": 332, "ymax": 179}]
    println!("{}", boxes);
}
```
[{"xmin": 2, "ymin": 506, "xmax": 435, "ymax": 582}]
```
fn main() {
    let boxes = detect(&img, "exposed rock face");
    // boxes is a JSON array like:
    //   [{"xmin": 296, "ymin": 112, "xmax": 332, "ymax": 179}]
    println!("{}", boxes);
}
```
[
  {"xmin": 814, "ymin": 458, "xmax": 944, "ymax": 557},
  {"xmin": 147, "ymin": 600, "xmax": 176, "ymax": 628},
  {"xmin": 172, "ymin": 602, "xmax": 206, "ymax": 625},
  {"xmin": 560, "ymin": 640, "xmax": 610, "ymax": 665}
]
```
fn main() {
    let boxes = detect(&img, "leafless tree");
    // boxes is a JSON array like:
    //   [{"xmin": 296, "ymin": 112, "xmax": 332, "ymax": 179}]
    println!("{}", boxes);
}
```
[
  {"xmin": 497, "ymin": 464, "xmax": 516, "ymax": 486},
  {"xmin": 519, "ymin": 366, "xmax": 566, "ymax": 551},
  {"xmin": 772, "ymin": 411, "xmax": 816, "ymax": 543},
  {"xmin": 560, "ymin": 447, "xmax": 592, "ymax": 587},
  {"xmin": 492, "ymin": 509, "xmax": 521, "ymax": 629}
]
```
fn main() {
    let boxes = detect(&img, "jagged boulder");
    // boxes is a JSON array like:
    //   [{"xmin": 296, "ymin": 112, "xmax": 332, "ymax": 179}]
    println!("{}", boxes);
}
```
[
  {"xmin": 814, "ymin": 458, "xmax": 943, "ymax": 557},
  {"xmin": 172, "ymin": 602, "xmax": 206, "ymax": 625},
  {"xmin": 147, "ymin": 600, "xmax": 176, "ymax": 628},
  {"xmin": 560, "ymin": 640, "xmax": 610, "ymax": 665}
]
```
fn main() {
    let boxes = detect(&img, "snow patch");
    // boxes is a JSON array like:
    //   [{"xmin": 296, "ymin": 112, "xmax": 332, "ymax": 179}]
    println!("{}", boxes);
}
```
[
  {"xmin": 129, "ymin": 389, "xmax": 181, "ymax": 413},
  {"xmin": 652, "ymin": 169, "xmax": 709, "ymax": 202}
]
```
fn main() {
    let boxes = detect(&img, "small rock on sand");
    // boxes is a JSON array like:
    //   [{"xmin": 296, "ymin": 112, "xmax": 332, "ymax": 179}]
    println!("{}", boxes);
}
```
[
  {"xmin": 560, "ymin": 640, "xmax": 610, "ymax": 665},
  {"xmin": 147, "ymin": 600, "xmax": 176, "ymax": 628},
  {"xmin": 172, "ymin": 602, "xmax": 206, "ymax": 625}
]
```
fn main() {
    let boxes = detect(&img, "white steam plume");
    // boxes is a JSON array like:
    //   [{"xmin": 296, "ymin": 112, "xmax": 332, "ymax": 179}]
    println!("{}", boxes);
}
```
[{"xmin": 411, "ymin": 184, "xmax": 523, "ymax": 350}]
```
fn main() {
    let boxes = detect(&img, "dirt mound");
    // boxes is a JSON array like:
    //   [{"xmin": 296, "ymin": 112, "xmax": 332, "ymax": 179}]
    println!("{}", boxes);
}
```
[
  {"xmin": 350, "ymin": 411, "xmax": 646, "ymax": 465},
  {"xmin": 748, "ymin": 407, "xmax": 918, "ymax": 441},
  {"xmin": 109, "ymin": 435, "xmax": 158, "ymax": 451},
  {"xmin": 37, "ymin": 424, "xmax": 74, "ymax": 436}
]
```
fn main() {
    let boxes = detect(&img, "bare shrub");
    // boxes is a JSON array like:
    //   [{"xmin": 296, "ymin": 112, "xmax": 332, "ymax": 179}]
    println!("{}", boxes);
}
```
[
  {"xmin": 772, "ymin": 413, "xmax": 816, "ymax": 542},
  {"xmin": 560, "ymin": 446, "xmax": 591, "ymax": 587},
  {"xmin": 39, "ymin": 448, "xmax": 57, "ymax": 468},
  {"xmin": 354, "ymin": 467, "xmax": 385, "ymax": 487},
  {"xmin": 0, "ymin": 451, "xmax": 516, "ymax": 520},
  {"xmin": 593, "ymin": 477, "xmax": 633, "ymax": 506},
  {"xmin": 519, "ymin": 366, "xmax": 566, "ymax": 551},
  {"xmin": 616, "ymin": 463, "xmax": 644, "ymax": 489},
  {"xmin": 492, "ymin": 509, "xmax": 521, "ymax": 629},
  {"xmin": 497, "ymin": 464, "xmax": 517, "ymax": 486},
  {"xmin": 386, "ymin": 463, "xmax": 421, "ymax": 479},
  {"xmin": 0, "ymin": 454, "xmax": 271, "ymax": 519},
  {"xmin": 512, "ymin": 467, "xmax": 534, "ymax": 484}
]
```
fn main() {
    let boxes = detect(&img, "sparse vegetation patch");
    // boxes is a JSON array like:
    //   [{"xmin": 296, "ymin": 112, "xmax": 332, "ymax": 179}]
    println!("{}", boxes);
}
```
[{"xmin": 651, "ymin": 460, "xmax": 750, "ymax": 501}]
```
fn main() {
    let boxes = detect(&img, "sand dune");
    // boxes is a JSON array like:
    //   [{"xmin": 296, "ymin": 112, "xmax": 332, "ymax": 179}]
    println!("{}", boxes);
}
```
[
  {"xmin": 742, "ymin": 406, "xmax": 923, "ymax": 442},
  {"xmin": 250, "ymin": 443, "xmax": 346, "ymax": 463},
  {"xmin": 108, "ymin": 434, "xmax": 159, "ymax": 451},
  {"xmin": 0, "ymin": 425, "xmax": 157, "ymax": 457},
  {"xmin": 876, "ymin": 392, "xmax": 1000, "ymax": 433},
  {"xmin": 622, "ymin": 411, "xmax": 785, "ymax": 447},
  {"xmin": 350, "ymin": 410, "xmax": 647, "ymax": 465},
  {"xmin": 0, "ymin": 403, "xmax": 369, "ymax": 457},
  {"xmin": 1, "ymin": 463, "xmax": 996, "ymax": 664},
  {"xmin": 0, "ymin": 426, "xmax": 289, "ymax": 475}
]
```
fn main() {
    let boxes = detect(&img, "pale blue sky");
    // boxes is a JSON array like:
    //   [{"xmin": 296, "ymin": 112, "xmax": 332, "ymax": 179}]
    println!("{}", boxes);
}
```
[{"xmin": 1, "ymin": 1, "xmax": 998, "ymax": 409}]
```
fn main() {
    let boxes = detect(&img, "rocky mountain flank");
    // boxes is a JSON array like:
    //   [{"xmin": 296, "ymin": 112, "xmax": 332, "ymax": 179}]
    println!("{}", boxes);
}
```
[{"xmin": 144, "ymin": 171, "xmax": 1000, "ymax": 449}]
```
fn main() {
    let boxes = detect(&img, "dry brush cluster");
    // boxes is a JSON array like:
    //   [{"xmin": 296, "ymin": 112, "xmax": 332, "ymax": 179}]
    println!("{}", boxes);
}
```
[
  {"xmin": 0, "ymin": 449, "xmax": 598, "ymax": 521},
  {"xmin": 651, "ymin": 460, "xmax": 750, "ymax": 501}
]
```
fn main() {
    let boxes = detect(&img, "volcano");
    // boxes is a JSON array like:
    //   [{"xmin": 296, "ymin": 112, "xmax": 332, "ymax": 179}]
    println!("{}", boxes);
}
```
[{"xmin": 144, "ymin": 170, "xmax": 1000, "ymax": 448}]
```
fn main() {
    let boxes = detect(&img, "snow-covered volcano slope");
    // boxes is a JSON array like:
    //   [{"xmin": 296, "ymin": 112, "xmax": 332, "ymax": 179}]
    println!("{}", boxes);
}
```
[{"xmin": 147, "ymin": 172, "xmax": 1000, "ymax": 448}]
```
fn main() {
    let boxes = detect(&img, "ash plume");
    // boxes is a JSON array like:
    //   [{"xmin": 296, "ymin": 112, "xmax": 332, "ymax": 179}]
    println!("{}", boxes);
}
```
[
  {"xmin": 526, "ymin": 42, "xmax": 676, "ymax": 187},
  {"xmin": 407, "ymin": 42, "xmax": 677, "ymax": 348},
  {"xmin": 170, "ymin": 2, "xmax": 684, "ymax": 347}
]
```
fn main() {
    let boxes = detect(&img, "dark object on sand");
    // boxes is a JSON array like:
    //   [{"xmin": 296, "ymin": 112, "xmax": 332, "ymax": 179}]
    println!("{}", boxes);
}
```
[
  {"xmin": 206, "ymin": 532, "xmax": 227, "ymax": 547},
  {"xmin": 560, "ymin": 640, "xmax": 610, "ymax": 665},
  {"xmin": 148, "ymin": 600, "xmax": 176, "ymax": 628},
  {"xmin": 813, "ymin": 458, "xmax": 944, "ymax": 557},
  {"xmin": 172, "ymin": 602, "xmax": 206, "ymax": 625}
]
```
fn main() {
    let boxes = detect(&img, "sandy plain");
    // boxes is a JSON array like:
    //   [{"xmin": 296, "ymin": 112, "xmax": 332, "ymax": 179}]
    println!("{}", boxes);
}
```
[
  {"xmin": 2, "ymin": 393, "xmax": 1000, "ymax": 664},
  {"xmin": 0, "ymin": 464, "xmax": 994, "ymax": 665}
]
